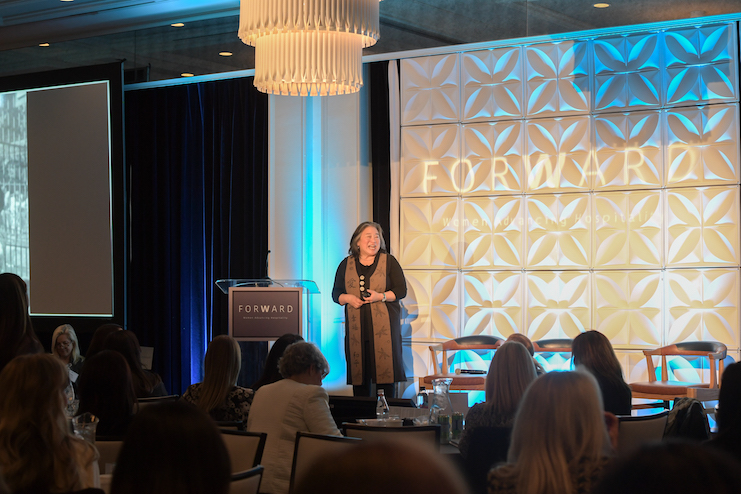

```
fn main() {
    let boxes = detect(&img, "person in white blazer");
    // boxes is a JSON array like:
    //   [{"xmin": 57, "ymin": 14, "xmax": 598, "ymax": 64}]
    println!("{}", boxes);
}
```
[{"xmin": 247, "ymin": 341, "xmax": 341, "ymax": 494}]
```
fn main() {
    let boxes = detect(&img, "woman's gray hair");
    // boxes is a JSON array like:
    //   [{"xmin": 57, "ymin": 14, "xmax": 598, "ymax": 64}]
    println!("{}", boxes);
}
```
[
  {"xmin": 348, "ymin": 222, "xmax": 387, "ymax": 257},
  {"xmin": 279, "ymin": 341, "xmax": 329, "ymax": 379}
]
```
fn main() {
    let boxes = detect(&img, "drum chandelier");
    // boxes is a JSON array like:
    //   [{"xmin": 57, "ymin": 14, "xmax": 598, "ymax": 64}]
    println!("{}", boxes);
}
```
[{"xmin": 238, "ymin": 0, "xmax": 381, "ymax": 96}]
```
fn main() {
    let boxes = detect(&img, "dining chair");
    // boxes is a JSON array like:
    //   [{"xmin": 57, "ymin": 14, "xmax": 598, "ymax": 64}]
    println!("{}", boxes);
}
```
[
  {"xmin": 629, "ymin": 341, "xmax": 727, "ymax": 408},
  {"xmin": 136, "ymin": 394, "xmax": 180, "ymax": 411},
  {"xmin": 419, "ymin": 335, "xmax": 503, "ymax": 392},
  {"xmin": 95, "ymin": 439, "xmax": 123, "ymax": 475},
  {"xmin": 288, "ymin": 432, "xmax": 361, "ymax": 494},
  {"xmin": 616, "ymin": 410, "xmax": 669, "ymax": 457},
  {"xmin": 221, "ymin": 430, "xmax": 267, "ymax": 474},
  {"xmin": 217, "ymin": 420, "xmax": 245, "ymax": 431},
  {"xmin": 342, "ymin": 423, "xmax": 441, "ymax": 452},
  {"xmin": 230, "ymin": 465, "xmax": 264, "ymax": 494}
]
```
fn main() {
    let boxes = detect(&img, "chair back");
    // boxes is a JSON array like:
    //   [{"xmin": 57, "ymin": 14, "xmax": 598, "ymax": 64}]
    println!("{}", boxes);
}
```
[
  {"xmin": 221, "ymin": 430, "xmax": 267, "ymax": 474},
  {"xmin": 644, "ymin": 341, "xmax": 727, "ymax": 387},
  {"xmin": 136, "ymin": 394, "xmax": 180, "ymax": 411},
  {"xmin": 217, "ymin": 420, "xmax": 245, "ymax": 431},
  {"xmin": 95, "ymin": 439, "xmax": 123, "ymax": 474},
  {"xmin": 436, "ymin": 335, "xmax": 503, "ymax": 374},
  {"xmin": 532, "ymin": 338, "xmax": 573, "ymax": 353},
  {"xmin": 289, "ymin": 432, "xmax": 361, "ymax": 494},
  {"xmin": 342, "ymin": 423, "xmax": 441, "ymax": 451},
  {"xmin": 230, "ymin": 465, "xmax": 264, "ymax": 494},
  {"xmin": 616, "ymin": 411, "xmax": 669, "ymax": 456}
]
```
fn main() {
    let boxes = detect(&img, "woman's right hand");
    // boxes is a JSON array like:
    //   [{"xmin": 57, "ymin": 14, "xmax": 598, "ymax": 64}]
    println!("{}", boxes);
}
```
[{"xmin": 340, "ymin": 294, "xmax": 366, "ymax": 309}]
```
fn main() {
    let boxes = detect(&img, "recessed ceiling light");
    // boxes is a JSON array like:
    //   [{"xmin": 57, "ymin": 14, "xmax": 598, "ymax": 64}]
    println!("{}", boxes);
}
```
[
  {"xmin": 593, "ymin": 2, "xmax": 610, "ymax": 7},
  {"xmin": 171, "ymin": 23, "xmax": 185, "ymax": 28},
  {"xmin": 39, "ymin": 43, "xmax": 50, "ymax": 47},
  {"xmin": 181, "ymin": 73, "xmax": 195, "ymax": 77},
  {"xmin": 219, "ymin": 51, "xmax": 233, "ymax": 57}
]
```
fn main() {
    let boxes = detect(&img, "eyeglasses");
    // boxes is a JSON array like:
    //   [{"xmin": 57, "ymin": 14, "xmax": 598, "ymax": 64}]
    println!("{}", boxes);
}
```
[{"xmin": 55, "ymin": 340, "xmax": 72, "ymax": 348}]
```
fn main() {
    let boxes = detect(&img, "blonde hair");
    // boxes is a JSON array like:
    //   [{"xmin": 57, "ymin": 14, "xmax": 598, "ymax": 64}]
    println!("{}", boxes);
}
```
[
  {"xmin": 484, "ymin": 341, "xmax": 537, "ymax": 417},
  {"xmin": 505, "ymin": 371, "xmax": 611, "ymax": 494},
  {"xmin": 51, "ymin": 324, "xmax": 81, "ymax": 364},
  {"xmin": 197, "ymin": 335, "xmax": 242, "ymax": 414},
  {"xmin": 0, "ymin": 354, "xmax": 94, "ymax": 492}
]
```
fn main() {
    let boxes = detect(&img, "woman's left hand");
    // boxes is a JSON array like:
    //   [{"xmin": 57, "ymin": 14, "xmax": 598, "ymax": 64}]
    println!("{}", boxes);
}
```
[{"xmin": 365, "ymin": 289, "xmax": 383, "ymax": 303}]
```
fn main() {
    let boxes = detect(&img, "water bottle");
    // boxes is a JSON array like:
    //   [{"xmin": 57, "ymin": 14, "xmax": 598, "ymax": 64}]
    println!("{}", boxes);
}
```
[
  {"xmin": 376, "ymin": 389, "xmax": 389, "ymax": 419},
  {"xmin": 416, "ymin": 386, "xmax": 429, "ymax": 409}
]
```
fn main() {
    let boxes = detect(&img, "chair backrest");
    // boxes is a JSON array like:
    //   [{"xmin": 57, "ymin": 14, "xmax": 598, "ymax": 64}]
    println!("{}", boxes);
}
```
[
  {"xmin": 289, "ymin": 432, "xmax": 361, "ymax": 494},
  {"xmin": 342, "ymin": 423, "xmax": 441, "ymax": 452},
  {"xmin": 644, "ymin": 341, "xmax": 727, "ymax": 387},
  {"xmin": 616, "ymin": 411, "xmax": 669, "ymax": 457},
  {"xmin": 533, "ymin": 338, "xmax": 573, "ymax": 353},
  {"xmin": 221, "ymin": 430, "xmax": 267, "ymax": 474},
  {"xmin": 96, "ymin": 440, "xmax": 123, "ymax": 474},
  {"xmin": 217, "ymin": 420, "xmax": 245, "ymax": 431},
  {"xmin": 431, "ymin": 335, "xmax": 502, "ymax": 374},
  {"xmin": 136, "ymin": 394, "xmax": 180, "ymax": 411},
  {"xmin": 230, "ymin": 465, "xmax": 264, "ymax": 494}
]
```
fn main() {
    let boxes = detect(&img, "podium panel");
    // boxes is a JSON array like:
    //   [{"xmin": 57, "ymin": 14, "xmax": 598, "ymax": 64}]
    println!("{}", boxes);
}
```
[{"xmin": 228, "ymin": 287, "xmax": 302, "ymax": 340}]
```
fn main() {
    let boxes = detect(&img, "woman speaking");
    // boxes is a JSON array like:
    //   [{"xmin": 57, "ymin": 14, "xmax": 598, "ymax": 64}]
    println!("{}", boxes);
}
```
[{"xmin": 332, "ymin": 221, "xmax": 407, "ymax": 397}]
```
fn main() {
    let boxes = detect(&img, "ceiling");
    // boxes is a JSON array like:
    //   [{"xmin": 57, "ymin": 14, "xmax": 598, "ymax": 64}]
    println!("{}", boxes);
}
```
[{"xmin": 0, "ymin": 0, "xmax": 739, "ymax": 83}]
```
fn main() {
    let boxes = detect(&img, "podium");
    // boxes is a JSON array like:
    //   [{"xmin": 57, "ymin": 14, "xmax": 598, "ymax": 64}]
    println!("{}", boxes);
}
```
[{"xmin": 216, "ymin": 279, "xmax": 320, "ymax": 341}]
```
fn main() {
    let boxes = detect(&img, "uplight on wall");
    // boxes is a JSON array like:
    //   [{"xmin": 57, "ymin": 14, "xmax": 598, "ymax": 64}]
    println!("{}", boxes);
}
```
[{"xmin": 238, "ymin": 0, "xmax": 381, "ymax": 96}]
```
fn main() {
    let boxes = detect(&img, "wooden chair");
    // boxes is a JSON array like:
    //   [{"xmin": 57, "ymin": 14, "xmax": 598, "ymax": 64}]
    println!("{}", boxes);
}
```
[
  {"xmin": 230, "ymin": 465, "xmax": 264, "ymax": 494},
  {"xmin": 288, "ymin": 432, "xmax": 361, "ymax": 494},
  {"xmin": 616, "ymin": 411, "xmax": 669, "ymax": 457},
  {"xmin": 532, "ymin": 338, "xmax": 573, "ymax": 353},
  {"xmin": 342, "ymin": 423, "xmax": 441, "ymax": 452},
  {"xmin": 221, "ymin": 430, "xmax": 267, "ymax": 474},
  {"xmin": 419, "ymin": 335, "xmax": 503, "ymax": 391},
  {"xmin": 629, "ymin": 341, "xmax": 727, "ymax": 408}
]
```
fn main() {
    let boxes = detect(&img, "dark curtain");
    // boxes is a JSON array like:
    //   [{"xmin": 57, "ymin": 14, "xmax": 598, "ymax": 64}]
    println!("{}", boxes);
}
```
[
  {"xmin": 369, "ymin": 61, "xmax": 392, "ymax": 239},
  {"xmin": 125, "ymin": 77, "xmax": 268, "ymax": 395}
]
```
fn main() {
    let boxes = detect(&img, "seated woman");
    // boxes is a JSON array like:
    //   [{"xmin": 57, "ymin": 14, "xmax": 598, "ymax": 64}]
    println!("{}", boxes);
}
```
[
  {"xmin": 52, "ymin": 324, "xmax": 85, "ymax": 377},
  {"xmin": 488, "ymin": 371, "xmax": 615, "ymax": 494},
  {"xmin": 77, "ymin": 350, "xmax": 138, "ymax": 438},
  {"xmin": 0, "ymin": 353, "xmax": 99, "ymax": 493},
  {"xmin": 110, "ymin": 401, "xmax": 230, "ymax": 494},
  {"xmin": 86, "ymin": 323, "xmax": 122, "ymax": 359},
  {"xmin": 572, "ymin": 330, "xmax": 632, "ymax": 415},
  {"xmin": 104, "ymin": 330, "xmax": 167, "ymax": 399},
  {"xmin": 0, "ymin": 273, "xmax": 43, "ymax": 374},
  {"xmin": 458, "ymin": 341, "xmax": 537, "ymax": 493},
  {"xmin": 251, "ymin": 333, "xmax": 303, "ymax": 392},
  {"xmin": 248, "ymin": 341, "xmax": 341, "ymax": 494},
  {"xmin": 182, "ymin": 335, "xmax": 253, "ymax": 422}
]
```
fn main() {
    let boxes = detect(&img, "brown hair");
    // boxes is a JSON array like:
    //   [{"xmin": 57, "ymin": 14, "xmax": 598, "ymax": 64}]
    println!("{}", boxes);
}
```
[
  {"xmin": 572, "ymin": 330, "xmax": 626, "ymax": 389},
  {"xmin": 197, "ymin": 335, "xmax": 241, "ymax": 414},
  {"xmin": 0, "ymin": 273, "xmax": 42, "ymax": 373}
]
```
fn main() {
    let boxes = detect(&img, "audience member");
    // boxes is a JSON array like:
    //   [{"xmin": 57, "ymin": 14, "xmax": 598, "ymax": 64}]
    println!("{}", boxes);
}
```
[
  {"xmin": 593, "ymin": 440, "xmax": 741, "ymax": 494},
  {"xmin": 52, "ymin": 324, "xmax": 85, "ymax": 376},
  {"xmin": 572, "ymin": 330, "xmax": 632, "ymax": 415},
  {"xmin": 182, "ymin": 335, "xmax": 253, "ymax": 422},
  {"xmin": 104, "ymin": 330, "xmax": 167, "ymax": 398},
  {"xmin": 506, "ymin": 333, "xmax": 545, "ymax": 375},
  {"xmin": 293, "ymin": 440, "xmax": 468, "ymax": 494},
  {"xmin": 251, "ymin": 333, "xmax": 304, "ymax": 391},
  {"xmin": 248, "ymin": 341, "xmax": 341, "ymax": 494},
  {"xmin": 458, "ymin": 341, "xmax": 537, "ymax": 493},
  {"xmin": 86, "ymin": 323, "xmax": 122, "ymax": 359},
  {"xmin": 0, "ymin": 353, "xmax": 99, "ymax": 493},
  {"xmin": 110, "ymin": 401, "xmax": 230, "ymax": 494},
  {"xmin": 707, "ymin": 361, "xmax": 741, "ymax": 462},
  {"xmin": 0, "ymin": 272, "xmax": 43, "ymax": 373},
  {"xmin": 488, "ymin": 371, "xmax": 614, "ymax": 494},
  {"xmin": 77, "ymin": 350, "xmax": 137, "ymax": 438}
]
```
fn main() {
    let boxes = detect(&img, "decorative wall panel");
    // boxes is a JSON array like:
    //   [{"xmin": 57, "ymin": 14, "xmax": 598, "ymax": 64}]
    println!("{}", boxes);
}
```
[
  {"xmin": 593, "ymin": 111, "xmax": 662, "ymax": 190},
  {"xmin": 665, "ymin": 103, "xmax": 740, "ymax": 186},
  {"xmin": 525, "ymin": 116, "xmax": 592, "ymax": 193},
  {"xmin": 399, "ymin": 198, "xmax": 460, "ymax": 268},
  {"xmin": 593, "ymin": 191, "xmax": 663, "ymax": 268},
  {"xmin": 663, "ymin": 23, "xmax": 738, "ymax": 106},
  {"xmin": 462, "ymin": 196, "xmax": 523, "ymax": 269},
  {"xmin": 396, "ymin": 20, "xmax": 741, "ymax": 397},
  {"xmin": 463, "ymin": 271, "xmax": 524, "ymax": 338},
  {"xmin": 593, "ymin": 32, "xmax": 661, "ymax": 112},
  {"xmin": 525, "ymin": 194, "xmax": 591, "ymax": 268},
  {"xmin": 462, "ymin": 122, "xmax": 524, "ymax": 195},
  {"xmin": 461, "ymin": 47, "xmax": 524, "ymax": 122},
  {"xmin": 525, "ymin": 40, "xmax": 591, "ymax": 117},
  {"xmin": 525, "ymin": 271, "xmax": 591, "ymax": 341},
  {"xmin": 594, "ymin": 270, "xmax": 663, "ymax": 347},
  {"xmin": 665, "ymin": 186, "xmax": 739, "ymax": 267},
  {"xmin": 401, "ymin": 54, "xmax": 460, "ymax": 126}
]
